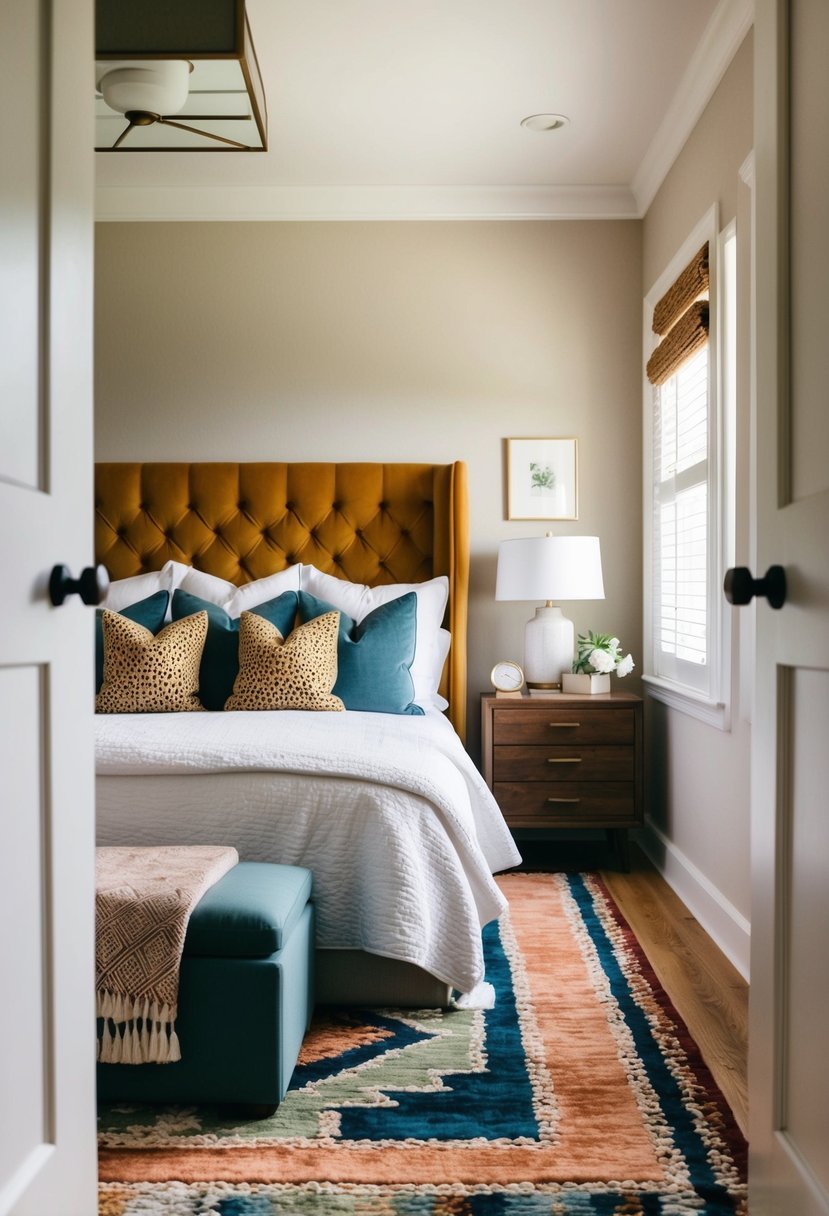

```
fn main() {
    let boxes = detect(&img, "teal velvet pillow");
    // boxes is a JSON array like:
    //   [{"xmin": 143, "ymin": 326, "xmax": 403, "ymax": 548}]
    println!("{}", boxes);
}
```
[
  {"xmin": 95, "ymin": 591, "xmax": 169, "ymax": 692},
  {"xmin": 172, "ymin": 589, "xmax": 298, "ymax": 711},
  {"xmin": 297, "ymin": 590, "xmax": 423, "ymax": 715}
]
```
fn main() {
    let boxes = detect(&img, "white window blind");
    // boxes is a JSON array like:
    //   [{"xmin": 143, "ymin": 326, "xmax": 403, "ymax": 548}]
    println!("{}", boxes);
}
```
[{"xmin": 653, "ymin": 345, "xmax": 709, "ymax": 686}]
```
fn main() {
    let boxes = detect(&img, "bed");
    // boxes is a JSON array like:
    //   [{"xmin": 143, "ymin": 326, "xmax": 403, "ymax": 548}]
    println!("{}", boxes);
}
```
[{"xmin": 93, "ymin": 462, "xmax": 520, "ymax": 1005}]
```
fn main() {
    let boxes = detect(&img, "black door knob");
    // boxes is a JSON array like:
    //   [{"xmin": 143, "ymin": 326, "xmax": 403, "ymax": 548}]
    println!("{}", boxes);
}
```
[
  {"xmin": 49, "ymin": 564, "xmax": 110, "ymax": 607},
  {"xmin": 723, "ymin": 565, "xmax": 786, "ymax": 609}
]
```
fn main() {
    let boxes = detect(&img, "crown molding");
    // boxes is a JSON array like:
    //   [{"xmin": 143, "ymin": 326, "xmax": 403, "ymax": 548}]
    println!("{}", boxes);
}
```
[
  {"xmin": 631, "ymin": 0, "xmax": 753, "ymax": 217},
  {"xmin": 94, "ymin": 183, "xmax": 639, "ymax": 223}
]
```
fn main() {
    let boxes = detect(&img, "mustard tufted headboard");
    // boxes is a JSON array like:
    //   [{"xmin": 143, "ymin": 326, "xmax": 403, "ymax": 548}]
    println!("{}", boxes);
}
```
[{"xmin": 94, "ymin": 462, "xmax": 469, "ymax": 738}]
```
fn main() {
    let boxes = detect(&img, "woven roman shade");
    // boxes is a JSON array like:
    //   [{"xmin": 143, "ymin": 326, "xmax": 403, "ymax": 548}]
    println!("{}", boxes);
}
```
[
  {"xmin": 652, "ymin": 244, "xmax": 708, "ymax": 335},
  {"xmin": 646, "ymin": 243, "xmax": 709, "ymax": 386},
  {"xmin": 646, "ymin": 301, "xmax": 709, "ymax": 387}
]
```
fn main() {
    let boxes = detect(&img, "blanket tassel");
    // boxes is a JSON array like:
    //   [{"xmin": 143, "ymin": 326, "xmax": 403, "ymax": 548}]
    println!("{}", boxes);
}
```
[{"xmin": 96, "ymin": 990, "xmax": 180, "ymax": 1065}]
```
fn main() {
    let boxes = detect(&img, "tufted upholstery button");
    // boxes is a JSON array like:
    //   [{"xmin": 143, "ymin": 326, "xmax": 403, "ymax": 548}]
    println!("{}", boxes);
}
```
[
  {"xmin": 285, "ymin": 554, "xmax": 295, "ymax": 564},
  {"xmin": 286, "ymin": 501, "xmax": 295, "ymax": 511},
  {"xmin": 117, "ymin": 526, "xmax": 127, "ymax": 538},
  {"xmin": 378, "ymin": 501, "xmax": 388, "ymax": 510},
  {"xmin": 238, "ymin": 501, "xmax": 247, "ymax": 511},
  {"xmin": 332, "ymin": 501, "xmax": 341, "ymax": 511}
]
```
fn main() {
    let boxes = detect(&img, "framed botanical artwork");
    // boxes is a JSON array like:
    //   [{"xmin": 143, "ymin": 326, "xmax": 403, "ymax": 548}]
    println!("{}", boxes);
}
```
[{"xmin": 506, "ymin": 437, "xmax": 578, "ymax": 520}]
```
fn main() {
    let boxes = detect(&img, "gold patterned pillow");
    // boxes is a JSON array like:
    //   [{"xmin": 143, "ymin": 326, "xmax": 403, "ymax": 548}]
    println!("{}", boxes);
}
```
[
  {"xmin": 225, "ymin": 610, "xmax": 344, "ymax": 712},
  {"xmin": 96, "ymin": 610, "xmax": 208, "ymax": 713}
]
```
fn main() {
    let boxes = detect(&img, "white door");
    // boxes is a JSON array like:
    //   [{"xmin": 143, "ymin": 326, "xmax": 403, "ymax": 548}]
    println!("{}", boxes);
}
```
[
  {"xmin": 749, "ymin": 0, "xmax": 829, "ymax": 1211},
  {"xmin": 0, "ymin": 1, "xmax": 97, "ymax": 1213}
]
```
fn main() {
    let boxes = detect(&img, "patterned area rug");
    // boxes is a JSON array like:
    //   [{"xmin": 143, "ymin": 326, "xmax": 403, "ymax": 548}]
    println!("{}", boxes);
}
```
[{"xmin": 98, "ymin": 873, "xmax": 747, "ymax": 1214}]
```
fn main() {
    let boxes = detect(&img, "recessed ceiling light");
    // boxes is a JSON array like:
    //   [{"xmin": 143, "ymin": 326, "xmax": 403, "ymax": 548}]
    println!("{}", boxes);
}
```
[{"xmin": 520, "ymin": 113, "xmax": 569, "ymax": 132}]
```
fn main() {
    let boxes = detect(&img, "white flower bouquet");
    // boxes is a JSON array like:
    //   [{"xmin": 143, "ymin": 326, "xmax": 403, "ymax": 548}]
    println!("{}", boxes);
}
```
[
  {"xmin": 561, "ymin": 631, "xmax": 635, "ymax": 694},
  {"xmin": 572, "ymin": 632, "xmax": 635, "ymax": 678}
]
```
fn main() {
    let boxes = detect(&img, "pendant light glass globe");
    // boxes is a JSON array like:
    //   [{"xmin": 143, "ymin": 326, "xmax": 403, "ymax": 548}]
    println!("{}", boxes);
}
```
[{"xmin": 97, "ymin": 60, "xmax": 192, "ymax": 117}]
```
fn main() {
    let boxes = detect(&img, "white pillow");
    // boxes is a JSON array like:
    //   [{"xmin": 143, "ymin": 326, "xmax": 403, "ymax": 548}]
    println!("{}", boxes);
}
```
[
  {"xmin": 299, "ymin": 566, "xmax": 449, "ymax": 709},
  {"xmin": 176, "ymin": 564, "xmax": 301, "ymax": 616},
  {"xmin": 102, "ymin": 559, "xmax": 187, "ymax": 616},
  {"xmin": 430, "ymin": 628, "xmax": 451, "ymax": 712}
]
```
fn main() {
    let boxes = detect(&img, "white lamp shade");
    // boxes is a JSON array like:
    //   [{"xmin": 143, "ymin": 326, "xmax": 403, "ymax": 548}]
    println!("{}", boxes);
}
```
[{"xmin": 496, "ymin": 535, "xmax": 605, "ymax": 602}]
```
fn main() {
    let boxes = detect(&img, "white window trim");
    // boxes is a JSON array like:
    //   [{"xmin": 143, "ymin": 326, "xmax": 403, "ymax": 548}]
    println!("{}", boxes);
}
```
[{"xmin": 642, "ymin": 204, "xmax": 736, "ymax": 731}]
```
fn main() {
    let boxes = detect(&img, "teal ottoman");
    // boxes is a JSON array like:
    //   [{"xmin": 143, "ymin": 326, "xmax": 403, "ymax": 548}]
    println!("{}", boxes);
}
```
[{"xmin": 97, "ymin": 862, "xmax": 314, "ymax": 1117}]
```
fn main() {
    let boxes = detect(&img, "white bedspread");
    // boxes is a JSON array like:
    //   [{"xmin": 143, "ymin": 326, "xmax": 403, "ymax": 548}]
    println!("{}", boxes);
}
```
[{"xmin": 95, "ymin": 710, "xmax": 521, "ymax": 993}]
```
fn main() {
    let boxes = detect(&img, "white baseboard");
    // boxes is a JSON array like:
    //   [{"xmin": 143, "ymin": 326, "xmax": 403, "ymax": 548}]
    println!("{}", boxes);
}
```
[{"xmin": 636, "ymin": 819, "xmax": 750, "ymax": 981}]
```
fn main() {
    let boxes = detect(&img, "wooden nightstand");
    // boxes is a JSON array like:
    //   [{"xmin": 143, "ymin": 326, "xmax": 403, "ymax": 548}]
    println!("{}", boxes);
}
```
[{"xmin": 481, "ymin": 691, "xmax": 643, "ymax": 869}]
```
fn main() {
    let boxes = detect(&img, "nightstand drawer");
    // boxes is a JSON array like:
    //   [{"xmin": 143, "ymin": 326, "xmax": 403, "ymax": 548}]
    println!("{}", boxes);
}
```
[
  {"xmin": 492, "ymin": 706, "xmax": 635, "ymax": 746},
  {"xmin": 493, "ymin": 745, "xmax": 634, "ymax": 782},
  {"xmin": 493, "ymin": 781, "xmax": 637, "ymax": 826}
]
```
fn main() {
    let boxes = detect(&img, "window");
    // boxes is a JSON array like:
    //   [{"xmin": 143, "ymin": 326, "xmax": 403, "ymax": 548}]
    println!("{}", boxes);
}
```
[{"xmin": 643, "ymin": 208, "xmax": 736, "ymax": 727}]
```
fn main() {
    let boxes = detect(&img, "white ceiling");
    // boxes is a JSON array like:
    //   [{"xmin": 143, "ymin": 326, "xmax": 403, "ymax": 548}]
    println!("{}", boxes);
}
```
[{"xmin": 95, "ymin": 0, "xmax": 752, "ymax": 222}]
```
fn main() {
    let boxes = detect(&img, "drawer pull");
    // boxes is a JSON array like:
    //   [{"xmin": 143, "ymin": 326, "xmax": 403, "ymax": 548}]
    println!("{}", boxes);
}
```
[
  {"xmin": 547, "ymin": 796, "xmax": 581, "ymax": 804},
  {"xmin": 546, "ymin": 757, "xmax": 582, "ymax": 764},
  {"xmin": 549, "ymin": 722, "xmax": 580, "ymax": 728}
]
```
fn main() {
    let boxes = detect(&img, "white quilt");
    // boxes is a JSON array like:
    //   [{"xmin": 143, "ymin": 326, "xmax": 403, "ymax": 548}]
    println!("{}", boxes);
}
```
[{"xmin": 95, "ymin": 710, "xmax": 521, "ymax": 994}]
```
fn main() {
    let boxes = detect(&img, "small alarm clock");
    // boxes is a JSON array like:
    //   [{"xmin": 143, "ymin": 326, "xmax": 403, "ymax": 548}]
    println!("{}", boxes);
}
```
[{"xmin": 490, "ymin": 660, "xmax": 525, "ymax": 696}]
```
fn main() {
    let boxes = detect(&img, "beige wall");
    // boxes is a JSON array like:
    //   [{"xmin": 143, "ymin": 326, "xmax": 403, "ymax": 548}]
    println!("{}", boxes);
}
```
[
  {"xmin": 642, "ymin": 32, "xmax": 753, "ymax": 969},
  {"xmin": 644, "ymin": 36, "xmax": 753, "ymax": 294},
  {"xmin": 95, "ymin": 219, "xmax": 643, "ymax": 757}
]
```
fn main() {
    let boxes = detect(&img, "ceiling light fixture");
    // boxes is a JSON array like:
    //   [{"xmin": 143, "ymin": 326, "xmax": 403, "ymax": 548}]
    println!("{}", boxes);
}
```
[
  {"xmin": 95, "ymin": 0, "xmax": 268, "ymax": 152},
  {"xmin": 520, "ymin": 113, "xmax": 570, "ymax": 132}
]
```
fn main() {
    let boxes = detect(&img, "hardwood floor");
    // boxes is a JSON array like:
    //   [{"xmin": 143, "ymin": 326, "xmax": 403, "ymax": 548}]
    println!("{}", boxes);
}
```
[{"xmin": 516, "ymin": 840, "xmax": 749, "ymax": 1139}]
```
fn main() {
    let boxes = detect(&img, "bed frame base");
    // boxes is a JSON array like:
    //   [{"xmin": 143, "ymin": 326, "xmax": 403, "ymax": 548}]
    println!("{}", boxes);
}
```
[{"xmin": 315, "ymin": 949, "xmax": 452, "ymax": 1008}]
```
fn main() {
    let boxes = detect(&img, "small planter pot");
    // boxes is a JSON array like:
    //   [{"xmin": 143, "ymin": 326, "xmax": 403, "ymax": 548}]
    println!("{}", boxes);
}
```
[{"xmin": 561, "ymin": 672, "xmax": 611, "ymax": 695}]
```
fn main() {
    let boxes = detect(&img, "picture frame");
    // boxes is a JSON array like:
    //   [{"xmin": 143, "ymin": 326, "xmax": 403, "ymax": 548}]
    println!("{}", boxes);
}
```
[{"xmin": 506, "ymin": 437, "xmax": 578, "ymax": 520}]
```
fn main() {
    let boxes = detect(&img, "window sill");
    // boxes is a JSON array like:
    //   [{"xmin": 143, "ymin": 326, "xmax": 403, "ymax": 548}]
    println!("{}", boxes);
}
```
[{"xmin": 642, "ymin": 675, "xmax": 731, "ymax": 731}]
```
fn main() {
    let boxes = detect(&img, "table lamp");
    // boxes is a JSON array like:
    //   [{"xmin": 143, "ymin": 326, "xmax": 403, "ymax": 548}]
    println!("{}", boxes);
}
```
[{"xmin": 496, "ymin": 533, "xmax": 605, "ymax": 691}]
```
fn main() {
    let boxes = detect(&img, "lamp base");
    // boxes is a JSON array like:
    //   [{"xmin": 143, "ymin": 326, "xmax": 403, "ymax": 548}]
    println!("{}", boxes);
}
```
[{"xmin": 523, "ymin": 604, "xmax": 574, "ymax": 692}]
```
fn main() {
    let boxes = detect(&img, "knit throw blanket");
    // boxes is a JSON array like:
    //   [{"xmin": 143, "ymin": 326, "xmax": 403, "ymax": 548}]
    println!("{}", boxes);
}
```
[{"xmin": 96, "ymin": 845, "xmax": 238, "ymax": 1065}]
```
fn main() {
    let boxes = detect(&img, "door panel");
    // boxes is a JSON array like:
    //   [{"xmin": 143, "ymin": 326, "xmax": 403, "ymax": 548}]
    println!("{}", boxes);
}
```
[
  {"xmin": 0, "ymin": 3, "xmax": 42, "ymax": 488},
  {"xmin": 789, "ymin": 0, "xmax": 829, "ymax": 498},
  {"xmin": 0, "ymin": 0, "xmax": 97, "ymax": 1213},
  {"xmin": 784, "ymin": 669, "xmax": 829, "ymax": 1197},
  {"xmin": 0, "ymin": 668, "xmax": 48, "ymax": 1197},
  {"xmin": 751, "ymin": 1, "xmax": 829, "ymax": 1212}
]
